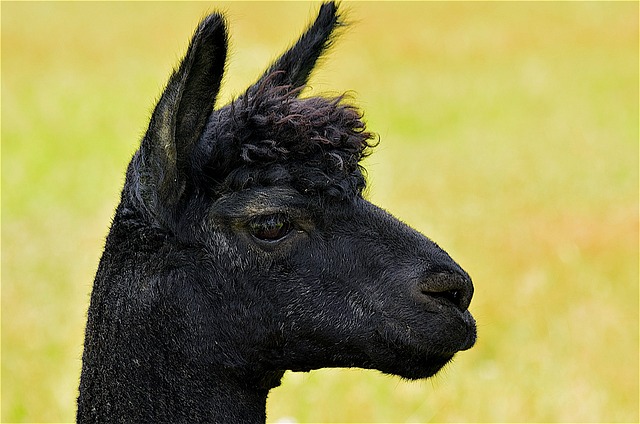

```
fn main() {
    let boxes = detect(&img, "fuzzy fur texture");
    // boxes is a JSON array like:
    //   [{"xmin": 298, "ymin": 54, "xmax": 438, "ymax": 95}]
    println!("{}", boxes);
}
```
[
  {"xmin": 78, "ymin": 3, "xmax": 476, "ymax": 423},
  {"xmin": 202, "ymin": 82, "xmax": 376, "ymax": 199}
]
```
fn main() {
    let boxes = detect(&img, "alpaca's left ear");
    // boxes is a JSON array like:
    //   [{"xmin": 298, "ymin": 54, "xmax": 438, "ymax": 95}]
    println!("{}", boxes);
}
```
[
  {"xmin": 132, "ymin": 14, "xmax": 227, "ymax": 227},
  {"xmin": 248, "ymin": 1, "xmax": 342, "ymax": 95}
]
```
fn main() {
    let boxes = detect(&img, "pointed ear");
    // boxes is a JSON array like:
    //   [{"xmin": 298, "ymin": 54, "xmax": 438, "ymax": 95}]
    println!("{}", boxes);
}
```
[
  {"xmin": 133, "ymin": 14, "xmax": 227, "ymax": 226},
  {"xmin": 248, "ymin": 2, "xmax": 341, "ymax": 94}
]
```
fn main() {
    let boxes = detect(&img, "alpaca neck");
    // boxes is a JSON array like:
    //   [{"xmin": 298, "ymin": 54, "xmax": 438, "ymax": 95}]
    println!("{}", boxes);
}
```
[
  {"xmin": 205, "ymin": 378, "xmax": 271, "ymax": 422},
  {"xmin": 202, "ymin": 369, "xmax": 286, "ymax": 422},
  {"xmin": 78, "ymin": 355, "xmax": 281, "ymax": 422}
]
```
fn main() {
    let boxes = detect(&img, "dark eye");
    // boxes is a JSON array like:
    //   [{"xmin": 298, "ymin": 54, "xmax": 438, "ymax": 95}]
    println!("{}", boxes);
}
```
[{"xmin": 248, "ymin": 214, "xmax": 292, "ymax": 242}]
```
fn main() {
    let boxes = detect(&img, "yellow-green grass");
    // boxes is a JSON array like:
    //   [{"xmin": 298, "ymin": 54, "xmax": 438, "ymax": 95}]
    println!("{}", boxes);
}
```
[{"xmin": 2, "ymin": 2, "xmax": 637, "ymax": 422}]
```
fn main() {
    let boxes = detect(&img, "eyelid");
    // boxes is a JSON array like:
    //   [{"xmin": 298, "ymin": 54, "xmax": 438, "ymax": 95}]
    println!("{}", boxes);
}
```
[
  {"xmin": 245, "ymin": 212, "xmax": 289, "ymax": 227},
  {"xmin": 211, "ymin": 187, "xmax": 307, "ymax": 218}
]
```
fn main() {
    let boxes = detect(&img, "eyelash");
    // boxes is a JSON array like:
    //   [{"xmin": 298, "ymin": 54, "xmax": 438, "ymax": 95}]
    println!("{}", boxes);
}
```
[{"xmin": 247, "ymin": 214, "xmax": 292, "ymax": 242}]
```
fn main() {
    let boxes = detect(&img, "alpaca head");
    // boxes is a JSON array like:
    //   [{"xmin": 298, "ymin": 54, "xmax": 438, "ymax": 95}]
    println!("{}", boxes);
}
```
[{"xmin": 116, "ymin": 2, "xmax": 475, "ymax": 384}]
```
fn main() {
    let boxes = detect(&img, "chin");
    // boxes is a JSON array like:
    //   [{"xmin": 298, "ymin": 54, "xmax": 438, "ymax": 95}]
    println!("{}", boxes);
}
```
[
  {"xmin": 367, "ymin": 315, "xmax": 477, "ymax": 380},
  {"xmin": 372, "ymin": 350, "xmax": 456, "ymax": 380}
]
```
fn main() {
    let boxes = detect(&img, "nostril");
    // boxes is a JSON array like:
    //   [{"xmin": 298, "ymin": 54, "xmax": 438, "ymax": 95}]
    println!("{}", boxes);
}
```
[
  {"xmin": 422, "ymin": 288, "xmax": 463, "ymax": 310},
  {"xmin": 436, "ymin": 289, "xmax": 460, "ymax": 306},
  {"xmin": 418, "ymin": 272, "xmax": 473, "ymax": 312}
]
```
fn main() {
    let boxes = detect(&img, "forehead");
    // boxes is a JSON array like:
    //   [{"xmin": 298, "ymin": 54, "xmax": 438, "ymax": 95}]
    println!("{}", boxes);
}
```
[{"xmin": 200, "ymin": 87, "xmax": 374, "ymax": 200}]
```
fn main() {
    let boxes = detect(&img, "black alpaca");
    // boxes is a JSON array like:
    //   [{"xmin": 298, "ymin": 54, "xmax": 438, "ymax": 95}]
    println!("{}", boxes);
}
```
[{"xmin": 78, "ymin": 3, "xmax": 476, "ymax": 422}]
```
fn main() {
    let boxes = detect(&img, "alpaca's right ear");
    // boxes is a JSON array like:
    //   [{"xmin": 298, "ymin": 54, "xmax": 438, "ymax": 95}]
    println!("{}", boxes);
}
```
[
  {"xmin": 247, "ymin": 2, "xmax": 342, "ymax": 95},
  {"xmin": 132, "ymin": 14, "xmax": 227, "ymax": 227}
]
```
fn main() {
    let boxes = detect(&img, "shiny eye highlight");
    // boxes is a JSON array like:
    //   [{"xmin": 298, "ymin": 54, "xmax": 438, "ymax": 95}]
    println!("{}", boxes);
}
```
[{"xmin": 248, "ymin": 214, "xmax": 292, "ymax": 242}]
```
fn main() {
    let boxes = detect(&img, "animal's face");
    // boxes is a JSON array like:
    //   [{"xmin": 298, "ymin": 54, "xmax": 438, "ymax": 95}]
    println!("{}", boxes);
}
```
[
  {"xmin": 118, "ymin": 2, "xmax": 475, "ymax": 381},
  {"xmin": 198, "ymin": 184, "xmax": 475, "ymax": 379}
]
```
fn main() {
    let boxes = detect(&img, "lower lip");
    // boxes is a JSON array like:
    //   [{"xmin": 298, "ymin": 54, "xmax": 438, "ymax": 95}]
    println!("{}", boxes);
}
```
[{"xmin": 459, "ymin": 315, "xmax": 477, "ymax": 351}]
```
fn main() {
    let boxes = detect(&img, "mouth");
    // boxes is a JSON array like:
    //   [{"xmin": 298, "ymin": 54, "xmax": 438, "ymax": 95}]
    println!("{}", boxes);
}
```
[
  {"xmin": 365, "ymin": 306, "xmax": 476, "ymax": 379},
  {"xmin": 458, "ymin": 311, "xmax": 477, "ymax": 351}
]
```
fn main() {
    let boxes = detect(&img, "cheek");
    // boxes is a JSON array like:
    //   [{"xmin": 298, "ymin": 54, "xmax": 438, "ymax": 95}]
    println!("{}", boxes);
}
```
[
  {"xmin": 255, "ymin": 236, "xmax": 379, "ymax": 331},
  {"xmin": 265, "ymin": 269, "xmax": 370, "ymax": 332},
  {"xmin": 203, "ymin": 230, "xmax": 248, "ymax": 267}
]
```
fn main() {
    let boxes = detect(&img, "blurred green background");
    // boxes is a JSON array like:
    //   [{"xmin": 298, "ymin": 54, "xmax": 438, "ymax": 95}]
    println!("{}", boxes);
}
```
[{"xmin": 2, "ymin": 2, "xmax": 638, "ymax": 422}]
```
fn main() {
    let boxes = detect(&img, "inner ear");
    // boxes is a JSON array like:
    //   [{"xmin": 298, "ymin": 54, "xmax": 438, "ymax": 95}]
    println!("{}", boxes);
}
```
[
  {"xmin": 133, "ymin": 14, "xmax": 228, "ymax": 227},
  {"xmin": 174, "ymin": 14, "xmax": 228, "ymax": 153}
]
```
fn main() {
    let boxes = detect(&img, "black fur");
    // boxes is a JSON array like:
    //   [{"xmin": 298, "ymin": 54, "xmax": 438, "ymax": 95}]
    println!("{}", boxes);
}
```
[{"xmin": 78, "ymin": 3, "xmax": 476, "ymax": 423}]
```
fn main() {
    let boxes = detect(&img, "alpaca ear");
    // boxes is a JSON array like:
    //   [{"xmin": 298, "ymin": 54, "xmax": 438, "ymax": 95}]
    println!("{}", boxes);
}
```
[
  {"xmin": 248, "ymin": 1, "xmax": 341, "ymax": 95},
  {"xmin": 133, "ymin": 14, "xmax": 227, "ymax": 225}
]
